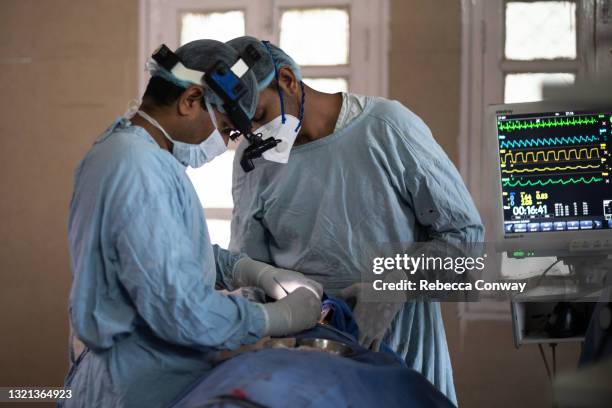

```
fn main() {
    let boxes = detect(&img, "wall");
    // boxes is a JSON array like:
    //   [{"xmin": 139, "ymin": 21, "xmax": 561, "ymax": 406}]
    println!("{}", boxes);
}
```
[
  {"xmin": 0, "ymin": 0, "xmax": 139, "ymax": 393},
  {"xmin": 0, "ymin": 0, "xmax": 583, "ymax": 407},
  {"xmin": 389, "ymin": 1, "xmax": 581, "ymax": 407},
  {"xmin": 389, "ymin": 0, "xmax": 461, "ymax": 162}
]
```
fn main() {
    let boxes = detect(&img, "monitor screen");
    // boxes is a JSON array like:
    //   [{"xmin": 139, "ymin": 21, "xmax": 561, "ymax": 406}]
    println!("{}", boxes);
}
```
[{"xmin": 495, "ymin": 109, "xmax": 612, "ymax": 235}]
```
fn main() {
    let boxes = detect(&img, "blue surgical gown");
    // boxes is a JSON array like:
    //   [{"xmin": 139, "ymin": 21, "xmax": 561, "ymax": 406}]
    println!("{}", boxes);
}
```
[
  {"xmin": 230, "ymin": 96, "xmax": 484, "ymax": 405},
  {"xmin": 64, "ymin": 118, "xmax": 266, "ymax": 407}
]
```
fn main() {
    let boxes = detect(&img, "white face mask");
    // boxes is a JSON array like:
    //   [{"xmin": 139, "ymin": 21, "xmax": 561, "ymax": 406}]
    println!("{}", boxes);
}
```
[
  {"xmin": 136, "ymin": 100, "xmax": 227, "ymax": 168},
  {"xmin": 257, "ymin": 114, "xmax": 301, "ymax": 164}
]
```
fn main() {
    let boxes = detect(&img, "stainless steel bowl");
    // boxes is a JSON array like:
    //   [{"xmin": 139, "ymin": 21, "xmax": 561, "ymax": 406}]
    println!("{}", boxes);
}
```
[
  {"xmin": 296, "ymin": 338, "xmax": 357, "ymax": 357},
  {"xmin": 263, "ymin": 337, "xmax": 297, "ymax": 349}
]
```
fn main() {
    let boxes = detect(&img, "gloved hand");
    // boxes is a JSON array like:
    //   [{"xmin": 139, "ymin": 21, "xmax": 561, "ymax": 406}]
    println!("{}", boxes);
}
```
[
  {"xmin": 261, "ymin": 287, "xmax": 322, "ymax": 336},
  {"xmin": 233, "ymin": 257, "xmax": 323, "ymax": 300},
  {"xmin": 337, "ymin": 283, "xmax": 404, "ymax": 351}
]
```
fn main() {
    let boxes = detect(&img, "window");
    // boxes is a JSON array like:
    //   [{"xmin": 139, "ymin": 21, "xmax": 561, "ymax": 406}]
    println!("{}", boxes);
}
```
[
  {"xmin": 279, "ymin": 7, "xmax": 350, "ymax": 92},
  {"xmin": 460, "ymin": 0, "xmax": 597, "ymax": 245},
  {"xmin": 140, "ymin": 0, "xmax": 389, "ymax": 246},
  {"xmin": 501, "ymin": 1, "xmax": 579, "ymax": 104},
  {"xmin": 458, "ymin": 0, "xmax": 599, "ymax": 321},
  {"xmin": 503, "ymin": 72, "xmax": 575, "ymax": 103},
  {"xmin": 181, "ymin": 11, "xmax": 246, "ymax": 44},
  {"xmin": 504, "ymin": 1, "xmax": 577, "ymax": 61}
]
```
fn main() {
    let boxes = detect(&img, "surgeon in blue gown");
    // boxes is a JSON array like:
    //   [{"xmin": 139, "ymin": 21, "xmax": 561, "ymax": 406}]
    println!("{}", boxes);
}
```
[
  {"xmin": 222, "ymin": 37, "xmax": 485, "ymax": 405},
  {"xmin": 63, "ymin": 39, "xmax": 322, "ymax": 408}
]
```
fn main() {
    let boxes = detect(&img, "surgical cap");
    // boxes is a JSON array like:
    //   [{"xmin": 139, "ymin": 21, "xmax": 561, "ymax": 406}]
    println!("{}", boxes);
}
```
[
  {"xmin": 226, "ymin": 36, "xmax": 303, "ymax": 92},
  {"xmin": 146, "ymin": 39, "xmax": 260, "ymax": 119}
]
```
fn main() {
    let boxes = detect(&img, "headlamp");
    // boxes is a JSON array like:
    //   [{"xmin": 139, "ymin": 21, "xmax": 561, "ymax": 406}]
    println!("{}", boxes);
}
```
[{"xmin": 150, "ymin": 44, "xmax": 279, "ymax": 172}]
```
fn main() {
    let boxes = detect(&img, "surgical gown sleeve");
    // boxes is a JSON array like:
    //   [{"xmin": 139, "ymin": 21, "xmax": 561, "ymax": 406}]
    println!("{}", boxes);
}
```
[
  {"xmin": 377, "ymin": 102, "xmax": 484, "ymax": 246},
  {"xmin": 115, "ymin": 192, "xmax": 267, "ymax": 350},
  {"xmin": 212, "ymin": 244, "xmax": 245, "ymax": 291}
]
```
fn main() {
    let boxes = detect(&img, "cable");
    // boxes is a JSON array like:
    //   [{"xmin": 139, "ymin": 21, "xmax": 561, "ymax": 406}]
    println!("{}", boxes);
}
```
[
  {"xmin": 538, "ymin": 343, "xmax": 552, "ymax": 381},
  {"xmin": 295, "ymin": 80, "xmax": 305, "ymax": 131},
  {"xmin": 536, "ymin": 259, "xmax": 563, "ymax": 287},
  {"xmin": 550, "ymin": 343, "xmax": 557, "ymax": 378}
]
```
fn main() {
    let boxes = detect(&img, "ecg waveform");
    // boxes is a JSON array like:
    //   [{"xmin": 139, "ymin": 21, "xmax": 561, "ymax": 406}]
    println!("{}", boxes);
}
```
[
  {"xmin": 502, "ymin": 176, "xmax": 604, "ymax": 187},
  {"xmin": 497, "ymin": 109, "xmax": 612, "ymax": 230},
  {"xmin": 501, "ymin": 147, "xmax": 601, "ymax": 166},
  {"xmin": 499, "ymin": 135, "xmax": 600, "ymax": 149},
  {"xmin": 498, "ymin": 116, "xmax": 598, "ymax": 132},
  {"xmin": 501, "ymin": 164, "xmax": 601, "ymax": 174}
]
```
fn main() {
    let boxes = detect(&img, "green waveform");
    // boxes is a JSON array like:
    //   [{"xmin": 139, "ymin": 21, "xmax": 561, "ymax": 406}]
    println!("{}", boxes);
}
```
[
  {"xmin": 502, "ymin": 176, "xmax": 603, "ymax": 187},
  {"xmin": 502, "ymin": 164, "xmax": 600, "ymax": 174},
  {"xmin": 498, "ymin": 116, "xmax": 598, "ymax": 132}
]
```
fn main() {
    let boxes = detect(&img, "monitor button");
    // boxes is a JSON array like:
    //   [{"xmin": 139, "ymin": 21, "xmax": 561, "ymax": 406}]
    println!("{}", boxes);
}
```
[
  {"xmin": 541, "ymin": 222, "xmax": 553, "ymax": 232},
  {"xmin": 528, "ymin": 223, "xmax": 540, "ymax": 232},
  {"xmin": 514, "ymin": 224, "xmax": 528, "ymax": 233}
]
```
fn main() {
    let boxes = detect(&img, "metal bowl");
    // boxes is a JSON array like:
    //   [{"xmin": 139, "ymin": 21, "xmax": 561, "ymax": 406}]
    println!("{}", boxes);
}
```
[
  {"xmin": 263, "ymin": 337, "xmax": 297, "ymax": 349},
  {"xmin": 295, "ymin": 338, "xmax": 357, "ymax": 357}
]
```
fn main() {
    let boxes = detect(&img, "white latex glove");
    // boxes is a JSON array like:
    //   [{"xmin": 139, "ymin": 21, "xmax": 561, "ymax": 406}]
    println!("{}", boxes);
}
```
[
  {"xmin": 261, "ymin": 287, "xmax": 322, "ymax": 336},
  {"xmin": 337, "ymin": 283, "xmax": 404, "ymax": 351},
  {"xmin": 233, "ymin": 257, "xmax": 323, "ymax": 300}
]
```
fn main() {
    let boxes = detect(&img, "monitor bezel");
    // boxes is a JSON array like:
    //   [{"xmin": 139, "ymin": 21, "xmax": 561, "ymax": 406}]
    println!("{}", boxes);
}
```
[{"xmin": 487, "ymin": 101, "xmax": 612, "ymax": 256}]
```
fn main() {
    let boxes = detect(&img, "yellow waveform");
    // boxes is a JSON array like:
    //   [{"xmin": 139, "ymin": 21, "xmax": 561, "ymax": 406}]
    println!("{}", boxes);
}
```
[
  {"xmin": 501, "ymin": 147, "xmax": 601, "ymax": 166},
  {"xmin": 501, "ymin": 164, "xmax": 601, "ymax": 173}
]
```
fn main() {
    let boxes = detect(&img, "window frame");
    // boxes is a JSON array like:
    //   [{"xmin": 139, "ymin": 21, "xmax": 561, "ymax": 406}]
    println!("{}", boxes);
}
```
[
  {"xmin": 139, "ymin": 0, "xmax": 389, "ymax": 97},
  {"xmin": 458, "ymin": 0, "xmax": 598, "ymax": 321},
  {"xmin": 484, "ymin": 0, "xmax": 594, "ymax": 108},
  {"xmin": 460, "ymin": 0, "xmax": 597, "ymax": 200}
]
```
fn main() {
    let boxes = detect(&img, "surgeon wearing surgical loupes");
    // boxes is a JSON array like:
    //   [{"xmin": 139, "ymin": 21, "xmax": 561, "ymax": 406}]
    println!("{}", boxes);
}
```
[
  {"xmin": 64, "ymin": 39, "xmax": 322, "ymax": 408},
  {"xmin": 221, "ymin": 37, "xmax": 485, "ymax": 405}
]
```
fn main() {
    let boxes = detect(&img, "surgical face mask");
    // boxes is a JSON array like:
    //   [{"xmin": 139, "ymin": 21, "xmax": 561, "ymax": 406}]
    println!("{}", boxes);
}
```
[
  {"xmin": 257, "ymin": 81, "xmax": 305, "ymax": 164},
  {"xmin": 256, "ymin": 114, "xmax": 301, "ymax": 164},
  {"xmin": 136, "ymin": 100, "xmax": 226, "ymax": 168}
]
